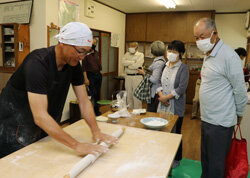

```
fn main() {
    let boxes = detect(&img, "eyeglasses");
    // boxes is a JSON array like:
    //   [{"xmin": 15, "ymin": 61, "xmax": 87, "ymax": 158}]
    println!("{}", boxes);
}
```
[{"xmin": 73, "ymin": 46, "xmax": 92, "ymax": 56}]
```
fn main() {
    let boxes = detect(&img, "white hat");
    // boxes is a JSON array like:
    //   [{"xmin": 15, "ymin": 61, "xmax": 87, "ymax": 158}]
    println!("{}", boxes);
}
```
[{"xmin": 55, "ymin": 22, "xmax": 93, "ymax": 47}]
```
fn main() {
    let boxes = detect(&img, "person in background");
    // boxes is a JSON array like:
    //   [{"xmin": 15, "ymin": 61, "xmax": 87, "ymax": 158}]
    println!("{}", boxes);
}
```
[
  {"xmin": 194, "ymin": 18, "xmax": 248, "ymax": 178},
  {"xmin": 157, "ymin": 40, "xmax": 189, "ymax": 168},
  {"xmin": 138, "ymin": 40, "xmax": 166, "ymax": 112},
  {"xmin": 0, "ymin": 22, "xmax": 117, "ymax": 158},
  {"xmin": 122, "ymin": 42, "xmax": 144, "ymax": 109},
  {"xmin": 191, "ymin": 72, "xmax": 201, "ymax": 119},
  {"xmin": 235, "ymin": 47, "xmax": 249, "ymax": 84},
  {"xmin": 82, "ymin": 38, "xmax": 102, "ymax": 116},
  {"xmin": 235, "ymin": 47, "xmax": 247, "ymax": 61}
]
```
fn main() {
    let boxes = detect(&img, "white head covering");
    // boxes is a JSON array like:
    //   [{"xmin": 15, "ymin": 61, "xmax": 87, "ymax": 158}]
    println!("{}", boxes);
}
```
[{"xmin": 55, "ymin": 22, "xmax": 93, "ymax": 47}]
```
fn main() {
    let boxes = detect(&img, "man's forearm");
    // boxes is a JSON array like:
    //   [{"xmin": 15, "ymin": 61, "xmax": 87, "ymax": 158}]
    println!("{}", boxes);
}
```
[
  {"xmin": 79, "ymin": 99, "xmax": 100, "ymax": 134},
  {"xmin": 34, "ymin": 113, "xmax": 79, "ymax": 150},
  {"xmin": 83, "ymin": 72, "xmax": 88, "ymax": 81}
]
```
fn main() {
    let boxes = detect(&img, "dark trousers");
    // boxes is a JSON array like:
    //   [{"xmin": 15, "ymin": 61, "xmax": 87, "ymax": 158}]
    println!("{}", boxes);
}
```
[
  {"xmin": 175, "ymin": 116, "xmax": 183, "ymax": 161},
  {"xmin": 147, "ymin": 94, "xmax": 159, "ymax": 113},
  {"xmin": 86, "ymin": 72, "xmax": 102, "ymax": 115},
  {"xmin": 201, "ymin": 121, "xmax": 234, "ymax": 178}
]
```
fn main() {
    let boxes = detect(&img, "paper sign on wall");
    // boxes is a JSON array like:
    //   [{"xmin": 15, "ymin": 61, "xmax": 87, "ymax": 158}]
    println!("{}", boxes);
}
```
[
  {"xmin": 0, "ymin": 1, "xmax": 33, "ymax": 24},
  {"xmin": 111, "ymin": 33, "xmax": 119, "ymax": 47},
  {"xmin": 58, "ymin": 0, "xmax": 79, "ymax": 27}
]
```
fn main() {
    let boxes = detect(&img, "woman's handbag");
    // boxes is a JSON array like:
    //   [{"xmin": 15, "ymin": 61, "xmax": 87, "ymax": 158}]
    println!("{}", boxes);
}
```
[
  {"xmin": 133, "ymin": 74, "xmax": 152, "ymax": 104},
  {"xmin": 225, "ymin": 124, "xmax": 249, "ymax": 178}
]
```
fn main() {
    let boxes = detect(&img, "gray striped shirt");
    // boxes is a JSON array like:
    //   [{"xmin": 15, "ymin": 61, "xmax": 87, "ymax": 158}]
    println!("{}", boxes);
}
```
[{"xmin": 200, "ymin": 39, "xmax": 248, "ymax": 127}]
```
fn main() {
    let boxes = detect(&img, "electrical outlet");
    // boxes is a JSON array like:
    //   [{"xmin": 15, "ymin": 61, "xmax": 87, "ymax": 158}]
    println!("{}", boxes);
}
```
[
  {"xmin": 19, "ymin": 42, "xmax": 23, "ymax": 52},
  {"xmin": 85, "ymin": 0, "xmax": 95, "ymax": 18}
]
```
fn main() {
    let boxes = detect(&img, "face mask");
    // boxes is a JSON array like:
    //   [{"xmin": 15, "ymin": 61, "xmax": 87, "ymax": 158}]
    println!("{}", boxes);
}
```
[
  {"xmin": 196, "ymin": 31, "xmax": 215, "ymax": 53},
  {"xmin": 129, "ymin": 47, "xmax": 136, "ymax": 54},
  {"xmin": 92, "ymin": 44, "xmax": 96, "ymax": 50},
  {"xmin": 167, "ymin": 52, "xmax": 178, "ymax": 62}
]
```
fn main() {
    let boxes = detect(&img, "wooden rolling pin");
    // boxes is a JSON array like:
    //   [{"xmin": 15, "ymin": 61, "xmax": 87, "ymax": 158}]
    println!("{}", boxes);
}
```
[{"xmin": 64, "ymin": 127, "xmax": 125, "ymax": 178}]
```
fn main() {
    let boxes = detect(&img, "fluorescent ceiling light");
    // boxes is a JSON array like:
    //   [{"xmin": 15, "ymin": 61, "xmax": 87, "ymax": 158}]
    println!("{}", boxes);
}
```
[{"xmin": 159, "ymin": 0, "xmax": 176, "ymax": 9}]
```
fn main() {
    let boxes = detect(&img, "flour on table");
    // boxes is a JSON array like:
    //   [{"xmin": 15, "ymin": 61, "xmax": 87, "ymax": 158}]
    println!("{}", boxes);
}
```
[
  {"xmin": 10, "ymin": 150, "xmax": 37, "ymax": 165},
  {"xmin": 115, "ymin": 161, "xmax": 150, "ymax": 175},
  {"xmin": 146, "ymin": 120, "xmax": 165, "ymax": 126}
]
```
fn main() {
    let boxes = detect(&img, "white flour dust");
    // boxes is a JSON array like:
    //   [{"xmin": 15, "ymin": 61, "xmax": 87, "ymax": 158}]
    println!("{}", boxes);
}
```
[
  {"xmin": 115, "ymin": 161, "xmax": 150, "ymax": 175},
  {"xmin": 10, "ymin": 151, "xmax": 37, "ymax": 165}
]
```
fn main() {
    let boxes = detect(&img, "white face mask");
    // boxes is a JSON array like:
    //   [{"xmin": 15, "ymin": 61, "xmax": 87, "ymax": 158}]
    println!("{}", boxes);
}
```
[
  {"xmin": 167, "ymin": 52, "xmax": 179, "ymax": 62},
  {"xmin": 196, "ymin": 31, "xmax": 215, "ymax": 53},
  {"xmin": 129, "ymin": 47, "xmax": 136, "ymax": 54}
]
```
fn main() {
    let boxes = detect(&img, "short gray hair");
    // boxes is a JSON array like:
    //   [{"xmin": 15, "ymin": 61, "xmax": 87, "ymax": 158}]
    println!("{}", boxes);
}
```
[
  {"xmin": 151, "ymin": 40, "xmax": 165, "ymax": 56},
  {"xmin": 195, "ymin": 18, "xmax": 217, "ymax": 31},
  {"xmin": 129, "ymin": 42, "xmax": 138, "ymax": 47}
]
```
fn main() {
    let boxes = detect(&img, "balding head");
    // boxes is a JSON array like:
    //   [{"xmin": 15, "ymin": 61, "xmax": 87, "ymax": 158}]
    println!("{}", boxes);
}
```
[
  {"xmin": 129, "ymin": 42, "xmax": 138, "ymax": 48},
  {"xmin": 195, "ymin": 18, "xmax": 217, "ymax": 32},
  {"xmin": 93, "ymin": 38, "xmax": 97, "ymax": 45},
  {"xmin": 194, "ymin": 18, "xmax": 219, "ymax": 42},
  {"xmin": 193, "ymin": 18, "xmax": 219, "ymax": 53}
]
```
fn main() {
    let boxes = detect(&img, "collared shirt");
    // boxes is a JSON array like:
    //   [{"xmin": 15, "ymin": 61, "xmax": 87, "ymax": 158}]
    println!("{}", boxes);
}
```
[
  {"xmin": 157, "ymin": 60, "xmax": 182, "ymax": 113},
  {"xmin": 122, "ymin": 51, "xmax": 144, "ymax": 74},
  {"xmin": 148, "ymin": 56, "xmax": 165, "ymax": 98},
  {"xmin": 200, "ymin": 39, "xmax": 248, "ymax": 127}
]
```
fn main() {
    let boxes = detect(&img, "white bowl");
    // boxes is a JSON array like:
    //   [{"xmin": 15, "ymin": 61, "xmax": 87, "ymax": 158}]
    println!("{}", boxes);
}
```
[
  {"xmin": 108, "ymin": 112, "xmax": 120, "ymax": 123},
  {"xmin": 140, "ymin": 117, "xmax": 168, "ymax": 130},
  {"xmin": 108, "ymin": 112, "xmax": 120, "ymax": 118}
]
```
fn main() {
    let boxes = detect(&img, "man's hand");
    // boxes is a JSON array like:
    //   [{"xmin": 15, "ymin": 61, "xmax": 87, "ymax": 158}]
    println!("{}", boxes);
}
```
[
  {"xmin": 74, "ymin": 142, "xmax": 109, "ymax": 156},
  {"xmin": 138, "ymin": 69, "xmax": 145, "ymax": 75},
  {"xmin": 84, "ymin": 79, "xmax": 90, "ymax": 86},
  {"xmin": 237, "ymin": 116, "xmax": 243, "ymax": 125},
  {"xmin": 93, "ymin": 131, "xmax": 118, "ymax": 145}
]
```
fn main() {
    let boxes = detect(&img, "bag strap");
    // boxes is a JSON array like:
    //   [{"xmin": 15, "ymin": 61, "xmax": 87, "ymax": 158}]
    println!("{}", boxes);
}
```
[{"xmin": 234, "ymin": 124, "xmax": 243, "ymax": 140}]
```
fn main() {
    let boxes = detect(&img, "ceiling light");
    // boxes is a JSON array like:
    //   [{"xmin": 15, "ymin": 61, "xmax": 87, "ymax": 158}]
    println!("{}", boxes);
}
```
[{"xmin": 159, "ymin": 0, "xmax": 176, "ymax": 9}]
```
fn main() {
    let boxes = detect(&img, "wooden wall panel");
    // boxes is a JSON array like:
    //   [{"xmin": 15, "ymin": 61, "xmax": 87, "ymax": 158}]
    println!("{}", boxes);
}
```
[
  {"xmin": 186, "ymin": 71, "xmax": 200, "ymax": 104},
  {"xmin": 146, "ymin": 13, "xmax": 170, "ymax": 42},
  {"xmin": 186, "ymin": 12, "xmax": 213, "ymax": 42},
  {"xmin": 168, "ymin": 13, "xmax": 187, "ymax": 42},
  {"xmin": 126, "ymin": 11, "xmax": 214, "ymax": 43},
  {"xmin": 246, "ymin": 38, "xmax": 250, "ymax": 64},
  {"xmin": 17, "ymin": 24, "xmax": 30, "ymax": 67},
  {"xmin": 126, "ymin": 14, "xmax": 147, "ymax": 41}
]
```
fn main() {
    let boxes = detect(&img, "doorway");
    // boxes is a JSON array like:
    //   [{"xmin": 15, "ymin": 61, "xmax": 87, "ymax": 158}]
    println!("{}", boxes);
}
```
[{"xmin": 92, "ymin": 30, "xmax": 119, "ymax": 100}]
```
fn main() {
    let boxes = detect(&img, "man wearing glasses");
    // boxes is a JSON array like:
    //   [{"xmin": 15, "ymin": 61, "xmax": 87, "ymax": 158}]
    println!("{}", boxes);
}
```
[{"xmin": 0, "ymin": 22, "xmax": 117, "ymax": 158}]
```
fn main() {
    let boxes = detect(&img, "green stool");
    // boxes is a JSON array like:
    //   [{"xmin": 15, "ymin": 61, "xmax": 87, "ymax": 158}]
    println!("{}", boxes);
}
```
[
  {"xmin": 169, "ymin": 158, "xmax": 250, "ymax": 178},
  {"xmin": 168, "ymin": 158, "xmax": 202, "ymax": 178},
  {"xmin": 97, "ymin": 100, "xmax": 112, "ymax": 105}
]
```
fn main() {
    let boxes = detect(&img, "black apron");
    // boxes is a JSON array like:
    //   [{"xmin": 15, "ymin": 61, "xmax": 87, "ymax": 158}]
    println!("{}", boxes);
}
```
[{"xmin": 0, "ymin": 47, "xmax": 71, "ymax": 158}]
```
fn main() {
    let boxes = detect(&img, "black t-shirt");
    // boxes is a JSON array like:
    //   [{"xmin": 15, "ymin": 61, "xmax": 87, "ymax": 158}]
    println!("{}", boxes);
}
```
[{"xmin": 9, "ymin": 46, "xmax": 84, "ymax": 121}]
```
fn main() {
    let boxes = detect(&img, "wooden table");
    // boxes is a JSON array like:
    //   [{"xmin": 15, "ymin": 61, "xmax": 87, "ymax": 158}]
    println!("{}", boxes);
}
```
[
  {"xmin": 0, "ymin": 120, "xmax": 181, "ymax": 178},
  {"xmin": 102, "ymin": 110, "xmax": 178, "ymax": 133}
]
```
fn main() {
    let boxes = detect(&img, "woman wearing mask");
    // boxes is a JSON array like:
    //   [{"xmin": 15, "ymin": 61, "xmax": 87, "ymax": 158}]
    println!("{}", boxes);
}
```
[
  {"xmin": 157, "ymin": 40, "xmax": 189, "ymax": 168},
  {"xmin": 138, "ymin": 41, "xmax": 166, "ymax": 112}
]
